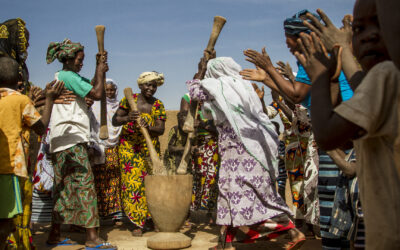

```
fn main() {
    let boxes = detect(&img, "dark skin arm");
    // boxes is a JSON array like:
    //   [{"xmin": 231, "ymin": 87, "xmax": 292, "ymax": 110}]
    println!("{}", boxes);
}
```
[
  {"xmin": 112, "ymin": 107, "xmax": 165, "ymax": 137},
  {"xmin": 326, "ymin": 149, "xmax": 356, "ymax": 178},
  {"xmin": 31, "ymin": 81, "xmax": 64, "ymax": 135},
  {"xmin": 252, "ymin": 83, "xmax": 268, "ymax": 114},
  {"xmin": 241, "ymin": 68, "xmax": 294, "ymax": 122},
  {"xmin": 276, "ymin": 61, "xmax": 296, "ymax": 84},
  {"xmin": 194, "ymin": 50, "xmax": 216, "ymax": 80},
  {"xmin": 271, "ymin": 90, "xmax": 294, "ymax": 123},
  {"xmin": 87, "ymin": 52, "xmax": 108, "ymax": 100},
  {"xmin": 295, "ymin": 32, "xmax": 364, "ymax": 150},
  {"xmin": 304, "ymin": 9, "xmax": 364, "ymax": 90},
  {"xmin": 31, "ymin": 87, "xmax": 76, "ymax": 107},
  {"xmin": 243, "ymin": 48, "xmax": 311, "ymax": 104}
]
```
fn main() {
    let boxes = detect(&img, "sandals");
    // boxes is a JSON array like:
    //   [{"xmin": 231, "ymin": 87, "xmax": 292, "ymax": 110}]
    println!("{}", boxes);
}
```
[
  {"xmin": 286, "ymin": 238, "xmax": 306, "ymax": 250},
  {"xmin": 46, "ymin": 237, "xmax": 77, "ymax": 246},
  {"xmin": 86, "ymin": 242, "xmax": 117, "ymax": 250}
]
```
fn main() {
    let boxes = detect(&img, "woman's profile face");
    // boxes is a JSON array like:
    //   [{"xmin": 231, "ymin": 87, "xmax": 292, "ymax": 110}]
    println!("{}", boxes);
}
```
[
  {"xmin": 65, "ymin": 51, "xmax": 84, "ymax": 73},
  {"xmin": 285, "ymin": 34, "xmax": 299, "ymax": 55}
]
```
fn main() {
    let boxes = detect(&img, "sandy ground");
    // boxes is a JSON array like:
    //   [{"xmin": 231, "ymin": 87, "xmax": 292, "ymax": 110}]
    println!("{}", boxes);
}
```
[
  {"xmin": 32, "ymin": 110, "xmax": 322, "ymax": 249},
  {"xmin": 33, "ymin": 222, "xmax": 321, "ymax": 250}
]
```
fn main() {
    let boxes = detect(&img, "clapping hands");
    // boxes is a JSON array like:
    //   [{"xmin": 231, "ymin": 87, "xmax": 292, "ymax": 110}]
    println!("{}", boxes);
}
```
[
  {"xmin": 243, "ymin": 47, "xmax": 274, "ymax": 72},
  {"xmin": 303, "ymin": 9, "xmax": 353, "ymax": 51},
  {"xmin": 294, "ymin": 32, "xmax": 340, "ymax": 82},
  {"xmin": 276, "ymin": 61, "xmax": 295, "ymax": 83}
]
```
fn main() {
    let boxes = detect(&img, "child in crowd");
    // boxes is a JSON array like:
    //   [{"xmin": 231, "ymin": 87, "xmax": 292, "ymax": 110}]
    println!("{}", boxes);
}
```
[
  {"xmin": 295, "ymin": 0, "xmax": 400, "ymax": 248},
  {"xmin": 0, "ymin": 57, "xmax": 63, "ymax": 249}
]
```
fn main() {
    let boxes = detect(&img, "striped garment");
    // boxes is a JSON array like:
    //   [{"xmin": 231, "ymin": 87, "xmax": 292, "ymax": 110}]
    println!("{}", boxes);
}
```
[
  {"xmin": 276, "ymin": 141, "xmax": 287, "ymax": 200},
  {"xmin": 31, "ymin": 189, "xmax": 53, "ymax": 223},
  {"xmin": 354, "ymin": 219, "xmax": 365, "ymax": 249},
  {"xmin": 318, "ymin": 151, "xmax": 350, "ymax": 250}
]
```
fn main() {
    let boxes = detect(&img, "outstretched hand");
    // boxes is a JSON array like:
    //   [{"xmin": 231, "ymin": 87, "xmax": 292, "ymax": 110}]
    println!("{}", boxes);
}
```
[
  {"xmin": 276, "ymin": 61, "xmax": 295, "ymax": 83},
  {"xmin": 243, "ymin": 47, "xmax": 274, "ymax": 72},
  {"xmin": 294, "ymin": 32, "xmax": 338, "ymax": 82},
  {"xmin": 240, "ymin": 66, "xmax": 268, "ymax": 82},
  {"xmin": 44, "ymin": 80, "xmax": 65, "ymax": 100},
  {"xmin": 303, "ymin": 9, "xmax": 352, "ymax": 51},
  {"xmin": 28, "ymin": 86, "xmax": 44, "ymax": 105},
  {"xmin": 54, "ymin": 89, "xmax": 76, "ymax": 104}
]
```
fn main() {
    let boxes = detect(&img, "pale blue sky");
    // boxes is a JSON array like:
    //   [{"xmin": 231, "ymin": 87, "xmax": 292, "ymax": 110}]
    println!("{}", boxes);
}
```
[{"xmin": 2, "ymin": 0, "xmax": 355, "ymax": 110}]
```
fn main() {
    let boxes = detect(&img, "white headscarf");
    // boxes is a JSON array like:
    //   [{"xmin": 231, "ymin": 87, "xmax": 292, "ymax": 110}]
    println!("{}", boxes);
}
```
[
  {"xmin": 201, "ymin": 57, "xmax": 279, "ymax": 178},
  {"xmin": 92, "ymin": 78, "xmax": 122, "ymax": 148}
]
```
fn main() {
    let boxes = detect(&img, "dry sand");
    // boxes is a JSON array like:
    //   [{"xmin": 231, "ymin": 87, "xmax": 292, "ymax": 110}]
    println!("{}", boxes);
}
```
[{"xmin": 33, "ymin": 222, "xmax": 321, "ymax": 250}]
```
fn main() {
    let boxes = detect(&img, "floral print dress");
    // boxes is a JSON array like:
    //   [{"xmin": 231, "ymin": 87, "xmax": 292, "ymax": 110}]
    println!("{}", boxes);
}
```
[
  {"xmin": 187, "ymin": 81, "xmax": 292, "ymax": 227},
  {"xmin": 117, "ymin": 94, "xmax": 166, "ymax": 228}
]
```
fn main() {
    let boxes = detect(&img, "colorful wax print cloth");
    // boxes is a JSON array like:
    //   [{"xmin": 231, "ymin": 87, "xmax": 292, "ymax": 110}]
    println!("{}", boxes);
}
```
[
  {"xmin": 302, "ymin": 133, "xmax": 320, "ymax": 226},
  {"xmin": 186, "ymin": 57, "xmax": 292, "ymax": 227},
  {"xmin": 51, "ymin": 144, "xmax": 99, "ymax": 228},
  {"xmin": 46, "ymin": 38, "xmax": 84, "ymax": 64},
  {"xmin": 92, "ymin": 146, "xmax": 122, "ymax": 217},
  {"xmin": 32, "ymin": 128, "xmax": 54, "ymax": 193},
  {"xmin": 0, "ymin": 88, "xmax": 41, "ymax": 178},
  {"xmin": 0, "ymin": 175, "xmax": 22, "ymax": 219},
  {"xmin": 285, "ymin": 105, "xmax": 314, "ymax": 221},
  {"xmin": 182, "ymin": 93, "xmax": 221, "ymax": 211},
  {"xmin": 0, "ymin": 18, "xmax": 29, "ymax": 85},
  {"xmin": 190, "ymin": 134, "xmax": 219, "ymax": 211},
  {"xmin": 223, "ymin": 214, "xmax": 295, "ymax": 244},
  {"xmin": 118, "ymin": 93, "xmax": 166, "ymax": 228},
  {"xmin": 215, "ymin": 123, "xmax": 291, "ymax": 226},
  {"xmin": 7, "ymin": 177, "xmax": 35, "ymax": 250}
]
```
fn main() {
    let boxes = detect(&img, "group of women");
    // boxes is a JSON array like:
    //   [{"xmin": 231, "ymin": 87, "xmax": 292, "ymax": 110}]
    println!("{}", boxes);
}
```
[{"xmin": 0, "ymin": 7, "xmax": 362, "ymax": 250}]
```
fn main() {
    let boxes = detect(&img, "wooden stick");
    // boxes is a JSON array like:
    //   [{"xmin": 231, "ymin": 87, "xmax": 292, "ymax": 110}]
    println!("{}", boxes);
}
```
[
  {"xmin": 95, "ymin": 25, "xmax": 109, "ymax": 140},
  {"xmin": 123, "ymin": 88, "xmax": 166, "ymax": 176},
  {"xmin": 177, "ymin": 16, "xmax": 226, "ymax": 175},
  {"xmin": 205, "ymin": 16, "xmax": 227, "ymax": 58},
  {"xmin": 176, "ymin": 103, "xmax": 199, "ymax": 175}
]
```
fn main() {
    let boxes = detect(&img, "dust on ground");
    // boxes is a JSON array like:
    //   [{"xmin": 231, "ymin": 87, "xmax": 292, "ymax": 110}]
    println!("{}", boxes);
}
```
[{"xmin": 33, "ymin": 221, "xmax": 321, "ymax": 250}]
